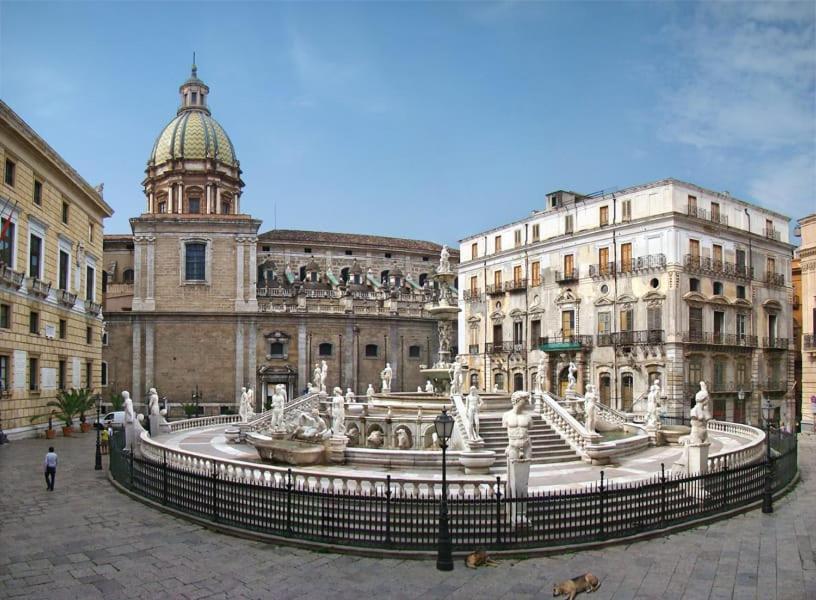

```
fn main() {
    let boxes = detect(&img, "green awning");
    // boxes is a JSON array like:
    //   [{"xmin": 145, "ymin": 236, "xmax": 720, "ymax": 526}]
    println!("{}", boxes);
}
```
[
  {"xmin": 366, "ymin": 273, "xmax": 382, "ymax": 289},
  {"xmin": 538, "ymin": 342, "xmax": 581, "ymax": 352},
  {"xmin": 284, "ymin": 270, "xmax": 296, "ymax": 284},
  {"xmin": 405, "ymin": 276, "xmax": 422, "ymax": 290},
  {"xmin": 326, "ymin": 271, "xmax": 341, "ymax": 287}
]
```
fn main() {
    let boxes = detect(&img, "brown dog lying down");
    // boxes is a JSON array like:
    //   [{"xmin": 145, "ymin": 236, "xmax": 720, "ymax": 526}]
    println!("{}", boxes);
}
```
[
  {"xmin": 553, "ymin": 572, "xmax": 601, "ymax": 599},
  {"xmin": 464, "ymin": 549, "xmax": 499, "ymax": 568}
]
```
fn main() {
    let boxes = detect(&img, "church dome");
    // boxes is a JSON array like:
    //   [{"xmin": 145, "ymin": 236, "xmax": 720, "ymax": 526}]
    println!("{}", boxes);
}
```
[{"xmin": 147, "ymin": 63, "xmax": 238, "ymax": 167}]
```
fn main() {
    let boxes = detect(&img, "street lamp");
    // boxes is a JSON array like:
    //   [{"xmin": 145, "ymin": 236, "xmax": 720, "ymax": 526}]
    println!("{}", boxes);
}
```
[
  {"xmin": 761, "ymin": 395, "xmax": 774, "ymax": 514},
  {"xmin": 434, "ymin": 406, "xmax": 455, "ymax": 571},
  {"xmin": 94, "ymin": 394, "xmax": 103, "ymax": 470}
]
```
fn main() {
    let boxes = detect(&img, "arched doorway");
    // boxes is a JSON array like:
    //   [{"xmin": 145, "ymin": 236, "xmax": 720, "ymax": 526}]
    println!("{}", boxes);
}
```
[
  {"xmin": 621, "ymin": 373, "xmax": 634, "ymax": 411},
  {"xmin": 493, "ymin": 372, "xmax": 505, "ymax": 392},
  {"xmin": 558, "ymin": 367, "xmax": 570, "ymax": 398},
  {"xmin": 599, "ymin": 374, "xmax": 611, "ymax": 404},
  {"xmin": 513, "ymin": 373, "xmax": 524, "ymax": 391},
  {"xmin": 469, "ymin": 372, "xmax": 479, "ymax": 389}
]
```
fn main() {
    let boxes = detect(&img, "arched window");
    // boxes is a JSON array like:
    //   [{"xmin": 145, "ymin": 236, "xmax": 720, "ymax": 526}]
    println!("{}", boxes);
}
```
[
  {"xmin": 365, "ymin": 344, "xmax": 378, "ymax": 358},
  {"xmin": 184, "ymin": 242, "xmax": 206, "ymax": 281},
  {"xmin": 318, "ymin": 343, "xmax": 333, "ymax": 357},
  {"xmin": 621, "ymin": 373, "xmax": 634, "ymax": 411},
  {"xmin": 418, "ymin": 273, "xmax": 428, "ymax": 287},
  {"xmin": 494, "ymin": 373, "xmax": 504, "ymax": 391},
  {"xmin": 408, "ymin": 345, "xmax": 421, "ymax": 358},
  {"xmin": 221, "ymin": 195, "xmax": 232, "ymax": 215},
  {"xmin": 513, "ymin": 373, "xmax": 524, "ymax": 391},
  {"xmin": 123, "ymin": 269, "xmax": 134, "ymax": 284},
  {"xmin": 341, "ymin": 267, "xmax": 350, "ymax": 283},
  {"xmin": 470, "ymin": 373, "xmax": 479, "ymax": 387},
  {"xmin": 299, "ymin": 266, "xmax": 307, "ymax": 281},
  {"xmin": 599, "ymin": 374, "xmax": 611, "ymax": 403},
  {"xmin": 380, "ymin": 270, "xmax": 389, "ymax": 284}
]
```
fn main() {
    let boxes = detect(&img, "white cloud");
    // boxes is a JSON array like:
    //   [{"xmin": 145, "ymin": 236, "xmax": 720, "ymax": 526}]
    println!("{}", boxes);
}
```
[{"xmin": 747, "ymin": 153, "xmax": 816, "ymax": 216}]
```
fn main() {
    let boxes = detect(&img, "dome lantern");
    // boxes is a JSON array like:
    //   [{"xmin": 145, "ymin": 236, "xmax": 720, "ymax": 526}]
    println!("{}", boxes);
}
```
[{"xmin": 178, "ymin": 59, "xmax": 211, "ymax": 116}]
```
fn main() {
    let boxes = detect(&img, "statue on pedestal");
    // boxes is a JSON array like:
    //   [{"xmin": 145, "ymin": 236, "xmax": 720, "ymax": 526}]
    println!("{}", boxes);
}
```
[
  {"xmin": 239, "ymin": 387, "xmax": 249, "ymax": 422},
  {"xmin": 425, "ymin": 380, "xmax": 435, "ymax": 393},
  {"xmin": 466, "ymin": 386, "xmax": 484, "ymax": 438},
  {"xmin": 535, "ymin": 358, "xmax": 545, "ymax": 394},
  {"xmin": 645, "ymin": 380, "xmax": 661, "ymax": 429},
  {"xmin": 438, "ymin": 245, "xmax": 451, "ymax": 273},
  {"xmin": 331, "ymin": 387, "xmax": 346, "ymax": 435},
  {"xmin": 345, "ymin": 388, "xmax": 355, "ymax": 406},
  {"xmin": 123, "ymin": 391, "xmax": 136, "ymax": 449},
  {"xmin": 381, "ymin": 363, "xmax": 393, "ymax": 392},
  {"xmin": 503, "ymin": 391, "xmax": 532, "ymax": 462},
  {"xmin": 313, "ymin": 363, "xmax": 321, "ymax": 391},
  {"xmin": 148, "ymin": 388, "xmax": 161, "ymax": 416},
  {"xmin": 269, "ymin": 385, "xmax": 286, "ymax": 431},
  {"xmin": 366, "ymin": 384, "xmax": 375, "ymax": 403},
  {"xmin": 449, "ymin": 356, "xmax": 464, "ymax": 396},
  {"xmin": 688, "ymin": 381, "xmax": 712, "ymax": 444},
  {"xmin": 566, "ymin": 361, "xmax": 577, "ymax": 394},
  {"xmin": 584, "ymin": 384, "xmax": 598, "ymax": 434},
  {"xmin": 320, "ymin": 360, "xmax": 328, "ymax": 394}
]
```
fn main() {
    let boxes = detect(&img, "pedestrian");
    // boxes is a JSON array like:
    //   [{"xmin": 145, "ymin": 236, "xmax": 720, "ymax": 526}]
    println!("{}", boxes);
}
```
[
  {"xmin": 44, "ymin": 446, "xmax": 58, "ymax": 491},
  {"xmin": 100, "ymin": 427, "xmax": 109, "ymax": 455}
]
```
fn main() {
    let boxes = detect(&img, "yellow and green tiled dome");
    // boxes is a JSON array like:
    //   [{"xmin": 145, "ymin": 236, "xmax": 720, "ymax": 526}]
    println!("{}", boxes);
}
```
[{"xmin": 149, "ymin": 110, "xmax": 237, "ymax": 167}]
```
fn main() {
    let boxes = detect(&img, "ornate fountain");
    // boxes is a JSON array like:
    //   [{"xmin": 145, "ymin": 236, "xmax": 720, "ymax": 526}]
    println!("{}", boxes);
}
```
[{"xmin": 421, "ymin": 245, "xmax": 461, "ymax": 393}]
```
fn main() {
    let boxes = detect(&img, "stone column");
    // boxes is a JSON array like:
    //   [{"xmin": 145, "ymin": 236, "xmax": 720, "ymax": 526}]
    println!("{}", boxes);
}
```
[
  {"xmin": 235, "ymin": 323, "xmax": 244, "ymax": 407},
  {"xmin": 297, "ymin": 320, "xmax": 308, "ymax": 393},
  {"xmin": 543, "ymin": 354, "xmax": 552, "ymax": 393},
  {"xmin": 144, "ymin": 237, "xmax": 155, "ymax": 311},
  {"xmin": 132, "ymin": 322, "xmax": 142, "ymax": 408},
  {"xmin": 246, "ymin": 238, "xmax": 258, "ymax": 311},
  {"xmin": 577, "ymin": 353, "xmax": 586, "ymax": 395},
  {"xmin": 247, "ymin": 319, "xmax": 257, "ymax": 399},
  {"xmin": 216, "ymin": 187, "xmax": 222, "ymax": 215},
  {"xmin": 234, "ymin": 239, "xmax": 245, "ymax": 310},
  {"xmin": 206, "ymin": 185, "xmax": 212, "ymax": 214},
  {"xmin": 145, "ymin": 322, "xmax": 154, "ymax": 391},
  {"xmin": 132, "ymin": 238, "xmax": 143, "ymax": 305},
  {"xmin": 178, "ymin": 184, "xmax": 183, "ymax": 214}
]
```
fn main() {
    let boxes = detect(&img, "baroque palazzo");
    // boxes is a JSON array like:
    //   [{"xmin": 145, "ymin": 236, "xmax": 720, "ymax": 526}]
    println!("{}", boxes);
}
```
[
  {"xmin": 103, "ymin": 66, "xmax": 457, "ymax": 413},
  {"xmin": 457, "ymin": 180, "xmax": 795, "ymax": 428}
]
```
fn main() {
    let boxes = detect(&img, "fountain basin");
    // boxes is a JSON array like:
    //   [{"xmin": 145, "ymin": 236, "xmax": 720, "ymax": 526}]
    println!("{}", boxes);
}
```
[
  {"xmin": 247, "ymin": 433, "xmax": 325, "ymax": 466},
  {"xmin": 661, "ymin": 425, "xmax": 691, "ymax": 445}
]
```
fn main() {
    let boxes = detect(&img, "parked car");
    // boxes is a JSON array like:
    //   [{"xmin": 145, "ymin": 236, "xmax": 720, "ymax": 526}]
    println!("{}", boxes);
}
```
[{"xmin": 94, "ymin": 411, "xmax": 125, "ymax": 429}]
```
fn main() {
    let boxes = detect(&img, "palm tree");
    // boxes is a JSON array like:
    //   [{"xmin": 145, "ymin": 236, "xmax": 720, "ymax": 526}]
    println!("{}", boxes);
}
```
[{"xmin": 30, "ymin": 388, "xmax": 85, "ymax": 430}]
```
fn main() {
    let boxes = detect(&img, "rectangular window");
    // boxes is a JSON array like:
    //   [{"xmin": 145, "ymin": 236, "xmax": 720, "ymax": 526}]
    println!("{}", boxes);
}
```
[
  {"xmin": 598, "ymin": 311, "xmax": 611, "ymax": 334},
  {"xmin": 713, "ymin": 244, "xmax": 723, "ymax": 267},
  {"xmin": 514, "ymin": 229, "xmax": 522, "ymax": 247},
  {"xmin": 531, "ymin": 224, "xmax": 540, "ymax": 241},
  {"xmin": 713, "ymin": 311, "xmax": 724, "ymax": 336},
  {"xmin": 158, "ymin": 201, "xmax": 166, "ymax": 213},
  {"xmin": 29, "ymin": 234, "xmax": 42, "ymax": 278},
  {"xmin": 531, "ymin": 261, "xmax": 540, "ymax": 286},
  {"xmin": 688, "ymin": 194, "xmax": 697, "ymax": 212},
  {"xmin": 737, "ymin": 285, "xmax": 746, "ymax": 300},
  {"xmin": 620, "ymin": 243, "xmax": 632, "ymax": 272},
  {"xmin": 86, "ymin": 265, "xmax": 95, "ymax": 300},
  {"xmin": 736, "ymin": 313, "xmax": 747, "ymax": 339},
  {"xmin": 531, "ymin": 319, "xmax": 541, "ymax": 342},
  {"xmin": 469, "ymin": 275, "xmax": 478, "ymax": 294},
  {"xmin": 561, "ymin": 310, "xmax": 575, "ymax": 336},
  {"xmin": 28, "ymin": 357, "xmax": 38, "ymax": 391},
  {"xmin": 4, "ymin": 159, "xmax": 15, "ymax": 186},
  {"xmin": 493, "ymin": 270, "xmax": 502, "ymax": 287},
  {"xmin": 0, "ymin": 217, "xmax": 15, "ymax": 265},
  {"xmin": 647, "ymin": 306, "xmax": 662, "ymax": 331},
  {"xmin": 494, "ymin": 235, "xmax": 502, "ymax": 253},
  {"xmin": 88, "ymin": 223, "xmax": 95, "ymax": 243},
  {"xmin": 58, "ymin": 359, "xmax": 66, "ymax": 391},
  {"xmin": 513, "ymin": 265, "xmax": 522, "ymax": 284},
  {"xmin": 689, "ymin": 306, "xmax": 703, "ymax": 337},
  {"xmin": 33, "ymin": 180, "xmax": 43, "ymax": 205},
  {"xmin": 599, "ymin": 247, "xmax": 609, "ymax": 274},
  {"xmin": 188, "ymin": 198, "xmax": 201, "ymax": 214},
  {"xmin": 766, "ymin": 256, "xmax": 776, "ymax": 276},
  {"xmin": 0, "ymin": 303, "xmax": 9, "ymax": 329},
  {"xmin": 61, "ymin": 201, "xmax": 69, "ymax": 224},
  {"xmin": 688, "ymin": 359, "xmax": 702, "ymax": 385},
  {"xmin": 736, "ymin": 248, "xmax": 746, "ymax": 268},
  {"xmin": 564, "ymin": 214, "xmax": 574, "ymax": 234},
  {"xmin": 86, "ymin": 326, "xmax": 92, "ymax": 344},
  {"xmin": 493, "ymin": 323, "xmax": 503, "ymax": 344},
  {"xmin": 689, "ymin": 239, "xmax": 700, "ymax": 258},
  {"xmin": 59, "ymin": 319, "xmax": 66, "ymax": 339},
  {"xmin": 621, "ymin": 199, "xmax": 631, "ymax": 222},
  {"xmin": 29, "ymin": 311, "xmax": 39, "ymax": 334},
  {"xmin": 101, "ymin": 362, "xmax": 108, "ymax": 386},
  {"xmin": 736, "ymin": 361, "xmax": 746, "ymax": 385},
  {"xmin": 58, "ymin": 250, "xmax": 69, "ymax": 290},
  {"xmin": 620, "ymin": 308, "xmax": 633, "ymax": 332},
  {"xmin": 563, "ymin": 254, "xmax": 574, "ymax": 275},
  {"xmin": 711, "ymin": 202, "xmax": 720, "ymax": 222},
  {"xmin": 0, "ymin": 355, "xmax": 9, "ymax": 392},
  {"xmin": 408, "ymin": 345, "xmax": 421, "ymax": 358},
  {"xmin": 185, "ymin": 243, "xmax": 206, "ymax": 281},
  {"xmin": 85, "ymin": 361, "xmax": 92, "ymax": 388},
  {"xmin": 471, "ymin": 242, "xmax": 478, "ymax": 260},
  {"xmin": 513, "ymin": 321, "xmax": 523, "ymax": 344},
  {"xmin": 599, "ymin": 205, "xmax": 609, "ymax": 226}
]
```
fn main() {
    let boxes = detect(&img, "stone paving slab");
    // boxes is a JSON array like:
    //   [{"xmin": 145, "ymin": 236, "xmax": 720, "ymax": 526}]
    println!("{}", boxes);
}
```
[{"xmin": 0, "ymin": 433, "xmax": 814, "ymax": 599}]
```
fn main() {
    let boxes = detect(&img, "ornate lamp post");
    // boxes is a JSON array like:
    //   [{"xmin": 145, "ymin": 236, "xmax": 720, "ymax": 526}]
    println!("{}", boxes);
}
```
[
  {"xmin": 94, "ymin": 394, "xmax": 103, "ymax": 470},
  {"xmin": 761, "ymin": 396, "xmax": 774, "ymax": 514},
  {"xmin": 434, "ymin": 407, "xmax": 455, "ymax": 571}
]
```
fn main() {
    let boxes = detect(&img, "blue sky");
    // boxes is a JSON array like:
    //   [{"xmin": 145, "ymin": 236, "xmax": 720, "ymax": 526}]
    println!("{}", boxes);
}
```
[{"xmin": 1, "ymin": 1, "xmax": 814, "ymax": 244}]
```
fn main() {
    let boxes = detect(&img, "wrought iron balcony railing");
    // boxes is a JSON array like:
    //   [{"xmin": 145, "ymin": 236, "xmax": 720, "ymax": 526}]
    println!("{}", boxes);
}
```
[
  {"xmin": 764, "ymin": 227, "xmax": 781, "ymax": 241},
  {"xmin": 485, "ymin": 283, "xmax": 504, "ymax": 295},
  {"xmin": 257, "ymin": 286, "xmax": 295, "ymax": 298},
  {"xmin": 0, "ymin": 264, "xmax": 24, "ymax": 289},
  {"xmin": 762, "ymin": 337, "xmax": 789, "ymax": 350},
  {"xmin": 681, "ymin": 331, "xmax": 758, "ymax": 347},
  {"xmin": 468, "ymin": 344, "xmax": 480, "ymax": 355},
  {"xmin": 28, "ymin": 277, "xmax": 52, "ymax": 298},
  {"xmin": 555, "ymin": 269, "xmax": 578, "ymax": 284},
  {"xmin": 596, "ymin": 330, "xmax": 665, "ymax": 346},
  {"xmin": 764, "ymin": 272, "xmax": 785, "ymax": 287},
  {"xmin": 683, "ymin": 254, "xmax": 753, "ymax": 281},
  {"xmin": 537, "ymin": 335, "xmax": 593, "ymax": 349},
  {"xmin": 686, "ymin": 382, "xmax": 754, "ymax": 395},
  {"xmin": 804, "ymin": 334, "xmax": 816, "ymax": 350},
  {"xmin": 686, "ymin": 205, "xmax": 728, "ymax": 226},
  {"xmin": 485, "ymin": 341, "xmax": 519, "ymax": 354},
  {"xmin": 590, "ymin": 255, "xmax": 667, "ymax": 278},
  {"xmin": 57, "ymin": 289, "xmax": 77, "ymax": 307},
  {"xmin": 86, "ymin": 300, "xmax": 102, "ymax": 316},
  {"xmin": 760, "ymin": 379, "xmax": 787, "ymax": 392},
  {"xmin": 589, "ymin": 262, "xmax": 616, "ymax": 278},
  {"xmin": 504, "ymin": 278, "xmax": 527, "ymax": 292},
  {"xmin": 462, "ymin": 289, "xmax": 483, "ymax": 303}
]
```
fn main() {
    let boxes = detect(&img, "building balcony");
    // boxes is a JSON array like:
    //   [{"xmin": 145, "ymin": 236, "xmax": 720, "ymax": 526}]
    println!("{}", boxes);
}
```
[
  {"xmin": 760, "ymin": 379, "xmax": 787, "ymax": 392},
  {"xmin": 686, "ymin": 382, "xmax": 754, "ymax": 396},
  {"xmin": 0, "ymin": 264, "xmax": 24, "ymax": 289},
  {"xmin": 589, "ymin": 262, "xmax": 616, "ymax": 278},
  {"xmin": 554, "ymin": 269, "xmax": 578, "ymax": 284},
  {"xmin": 485, "ymin": 341, "xmax": 520, "ymax": 354},
  {"xmin": 536, "ymin": 335, "xmax": 592, "ymax": 352},
  {"xmin": 86, "ymin": 300, "xmax": 102, "ymax": 316},
  {"xmin": 57, "ymin": 289, "xmax": 77, "ymax": 308},
  {"xmin": 764, "ymin": 272, "xmax": 785, "ymax": 287},
  {"xmin": 485, "ymin": 283, "xmax": 504, "ymax": 296},
  {"xmin": 596, "ymin": 329, "xmax": 665, "ymax": 346},
  {"xmin": 681, "ymin": 331, "xmax": 758, "ymax": 347},
  {"xmin": 504, "ymin": 278, "xmax": 527, "ymax": 292},
  {"xmin": 462, "ymin": 289, "xmax": 483, "ymax": 303},
  {"xmin": 683, "ymin": 255, "xmax": 753, "ymax": 281},
  {"xmin": 686, "ymin": 205, "xmax": 728, "ymax": 226},
  {"xmin": 762, "ymin": 337, "xmax": 789, "ymax": 350},
  {"xmin": 27, "ymin": 277, "xmax": 52, "ymax": 298},
  {"xmin": 468, "ymin": 344, "xmax": 480, "ymax": 355},
  {"xmin": 804, "ymin": 334, "xmax": 816, "ymax": 350},
  {"xmin": 257, "ymin": 286, "xmax": 295, "ymax": 298},
  {"xmin": 764, "ymin": 227, "xmax": 781, "ymax": 241}
]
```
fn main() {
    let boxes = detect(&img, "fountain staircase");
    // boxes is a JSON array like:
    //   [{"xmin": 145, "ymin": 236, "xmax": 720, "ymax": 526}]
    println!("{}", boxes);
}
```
[{"xmin": 476, "ymin": 414, "xmax": 581, "ymax": 465}]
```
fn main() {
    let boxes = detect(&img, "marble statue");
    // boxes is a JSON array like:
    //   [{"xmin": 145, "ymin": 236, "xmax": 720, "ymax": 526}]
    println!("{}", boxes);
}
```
[
  {"xmin": 381, "ymin": 363, "xmax": 393, "ymax": 393},
  {"xmin": 367, "ymin": 429, "xmax": 384, "ymax": 448},
  {"xmin": 449, "ymin": 356, "xmax": 464, "ymax": 395},
  {"xmin": 269, "ymin": 385, "xmax": 286, "ymax": 431},
  {"xmin": 535, "ymin": 358, "xmax": 545, "ymax": 394},
  {"xmin": 148, "ymin": 388, "xmax": 161, "ymax": 416},
  {"xmin": 345, "ymin": 387, "xmax": 355, "ymax": 406},
  {"xmin": 438, "ymin": 244, "xmax": 451, "ymax": 273},
  {"xmin": 294, "ymin": 408, "xmax": 330, "ymax": 442},
  {"xmin": 417, "ymin": 386, "xmax": 423, "ymax": 392},
  {"xmin": 320, "ymin": 361, "xmax": 328, "ymax": 393},
  {"xmin": 123, "ymin": 391, "xmax": 136, "ymax": 449},
  {"xmin": 246, "ymin": 387, "xmax": 255, "ymax": 420},
  {"xmin": 503, "ymin": 391, "xmax": 532, "ymax": 462},
  {"xmin": 313, "ymin": 363, "xmax": 321, "ymax": 390},
  {"xmin": 366, "ymin": 384, "xmax": 375, "ymax": 403},
  {"xmin": 131, "ymin": 414, "xmax": 148, "ymax": 457},
  {"xmin": 331, "ymin": 387, "xmax": 346, "ymax": 435},
  {"xmin": 425, "ymin": 380, "xmax": 434, "ymax": 394},
  {"xmin": 688, "ymin": 381, "xmax": 712, "ymax": 444},
  {"xmin": 584, "ymin": 384, "xmax": 598, "ymax": 434},
  {"xmin": 645, "ymin": 380, "xmax": 661, "ymax": 429},
  {"xmin": 395, "ymin": 428, "xmax": 411, "ymax": 449},
  {"xmin": 493, "ymin": 383, "xmax": 500, "ymax": 393},
  {"xmin": 566, "ymin": 361, "xmax": 577, "ymax": 394},
  {"xmin": 239, "ymin": 387, "xmax": 249, "ymax": 422},
  {"xmin": 465, "ymin": 386, "xmax": 484, "ymax": 438}
]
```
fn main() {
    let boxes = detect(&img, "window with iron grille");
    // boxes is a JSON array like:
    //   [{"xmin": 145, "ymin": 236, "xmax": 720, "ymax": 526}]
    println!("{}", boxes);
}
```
[{"xmin": 185, "ymin": 242, "xmax": 206, "ymax": 281}]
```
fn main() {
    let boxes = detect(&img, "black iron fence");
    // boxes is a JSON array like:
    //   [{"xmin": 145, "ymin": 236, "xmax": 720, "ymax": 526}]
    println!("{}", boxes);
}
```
[{"xmin": 109, "ymin": 429, "xmax": 797, "ymax": 553}]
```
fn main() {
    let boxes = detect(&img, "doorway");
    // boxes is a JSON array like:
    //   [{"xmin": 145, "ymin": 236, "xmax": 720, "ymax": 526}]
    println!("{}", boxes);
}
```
[
  {"xmin": 513, "ymin": 373, "xmax": 524, "ymax": 392},
  {"xmin": 621, "ymin": 373, "xmax": 634, "ymax": 411},
  {"xmin": 599, "ymin": 374, "xmax": 611, "ymax": 404}
]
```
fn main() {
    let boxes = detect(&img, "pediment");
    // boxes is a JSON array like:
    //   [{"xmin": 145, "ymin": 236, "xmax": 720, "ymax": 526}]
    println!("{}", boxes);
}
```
[
  {"xmin": 762, "ymin": 299, "xmax": 783, "ymax": 312},
  {"xmin": 594, "ymin": 296, "xmax": 614, "ymax": 307},
  {"xmin": 709, "ymin": 295, "xmax": 731, "ymax": 305},
  {"xmin": 733, "ymin": 298, "xmax": 753, "ymax": 309},
  {"xmin": 555, "ymin": 289, "xmax": 581, "ymax": 305},
  {"xmin": 683, "ymin": 291, "xmax": 707, "ymax": 304},
  {"xmin": 467, "ymin": 315, "xmax": 482, "ymax": 324},
  {"xmin": 617, "ymin": 293, "xmax": 637, "ymax": 304},
  {"xmin": 264, "ymin": 330, "xmax": 291, "ymax": 341},
  {"xmin": 642, "ymin": 290, "xmax": 665, "ymax": 302}
]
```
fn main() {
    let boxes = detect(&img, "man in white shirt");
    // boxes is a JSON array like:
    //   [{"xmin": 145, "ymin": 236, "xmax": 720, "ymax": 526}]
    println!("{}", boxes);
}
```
[{"xmin": 44, "ymin": 446, "xmax": 58, "ymax": 491}]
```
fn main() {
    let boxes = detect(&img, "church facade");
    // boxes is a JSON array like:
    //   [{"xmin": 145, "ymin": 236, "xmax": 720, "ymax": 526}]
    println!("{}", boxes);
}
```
[{"xmin": 103, "ymin": 65, "xmax": 457, "ymax": 414}]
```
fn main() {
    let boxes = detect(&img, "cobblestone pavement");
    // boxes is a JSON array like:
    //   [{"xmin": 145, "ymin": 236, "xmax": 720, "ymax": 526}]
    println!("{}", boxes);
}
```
[{"xmin": 1, "ymin": 433, "xmax": 814, "ymax": 600}]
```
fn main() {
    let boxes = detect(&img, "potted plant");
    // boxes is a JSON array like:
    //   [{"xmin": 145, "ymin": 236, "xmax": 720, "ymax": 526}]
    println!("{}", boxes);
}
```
[
  {"xmin": 45, "ymin": 411, "xmax": 56, "ymax": 439},
  {"xmin": 109, "ymin": 391, "xmax": 124, "ymax": 411},
  {"xmin": 75, "ymin": 388, "xmax": 95, "ymax": 433},
  {"xmin": 181, "ymin": 402, "xmax": 200, "ymax": 419},
  {"xmin": 31, "ymin": 389, "xmax": 82, "ymax": 437}
]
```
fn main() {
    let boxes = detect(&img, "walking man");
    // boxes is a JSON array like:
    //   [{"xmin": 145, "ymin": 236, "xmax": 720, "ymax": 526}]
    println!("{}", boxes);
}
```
[{"xmin": 44, "ymin": 446, "xmax": 58, "ymax": 491}]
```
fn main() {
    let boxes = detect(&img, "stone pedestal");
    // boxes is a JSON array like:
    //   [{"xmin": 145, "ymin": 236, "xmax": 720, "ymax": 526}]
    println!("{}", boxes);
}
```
[
  {"xmin": 325, "ymin": 435, "xmax": 348, "ymax": 464},
  {"xmin": 687, "ymin": 441, "xmax": 710, "ymax": 476},
  {"xmin": 645, "ymin": 424, "xmax": 663, "ymax": 447},
  {"xmin": 506, "ymin": 459, "xmax": 531, "ymax": 527},
  {"xmin": 533, "ymin": 392, "xmax": 542, "ymax": 414},
  {"xmin": 458, "ymin": 449, "xmax": 496, "ymax": 474}
]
